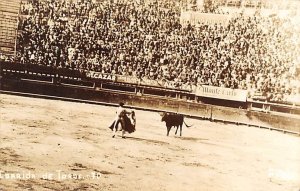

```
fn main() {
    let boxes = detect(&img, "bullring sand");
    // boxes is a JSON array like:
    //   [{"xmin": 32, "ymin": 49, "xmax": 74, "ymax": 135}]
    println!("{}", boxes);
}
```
[{"xmin": 0, "ymin": 94, "xmax": 300, "ymax": 191}]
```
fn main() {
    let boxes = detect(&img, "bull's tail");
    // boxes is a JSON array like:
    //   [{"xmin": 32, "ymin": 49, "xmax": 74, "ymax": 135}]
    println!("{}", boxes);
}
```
[{"xmin": 183, "ymin": 120, "xmax": 192, "ymax": 128}]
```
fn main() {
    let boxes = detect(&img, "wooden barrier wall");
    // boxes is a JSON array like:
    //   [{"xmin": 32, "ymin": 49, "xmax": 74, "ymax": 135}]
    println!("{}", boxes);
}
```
[{"xmin": 1, "ymin": 78, "xmax": 300, "ymax": 135}]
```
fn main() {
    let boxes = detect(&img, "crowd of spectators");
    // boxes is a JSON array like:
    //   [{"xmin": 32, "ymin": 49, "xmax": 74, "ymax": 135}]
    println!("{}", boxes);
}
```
[{"xmin": 11, "ymin": 0, "xmax": 300, "ymax": 104}]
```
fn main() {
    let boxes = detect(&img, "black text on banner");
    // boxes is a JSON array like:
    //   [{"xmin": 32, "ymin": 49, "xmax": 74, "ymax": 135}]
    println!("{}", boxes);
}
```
[
  {"xmin": 195, "ymin": 85, "xmax": 247, "ymax": 102},
  {"xmin": 86, "ymin": 71, "xmax": 116, "ymax": 81}
]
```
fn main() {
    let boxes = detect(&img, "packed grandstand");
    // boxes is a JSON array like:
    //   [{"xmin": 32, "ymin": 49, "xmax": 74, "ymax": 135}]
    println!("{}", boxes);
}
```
[{"xmin": 0, "ymin": 0, "xmax": 299, "ymax": 105}]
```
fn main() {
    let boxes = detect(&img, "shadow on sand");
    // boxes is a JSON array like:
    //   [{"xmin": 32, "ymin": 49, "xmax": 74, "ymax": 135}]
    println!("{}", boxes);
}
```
[
  {"xmin": 117, "ymin": 135, "xmax": 169, "ymax": 146},
  {"xmin": 174, "ymin": 136, "xmax": 209, "ymax": 142}
]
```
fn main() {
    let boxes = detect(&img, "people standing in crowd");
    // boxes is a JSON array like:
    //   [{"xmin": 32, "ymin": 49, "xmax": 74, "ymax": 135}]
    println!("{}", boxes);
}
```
[{"xmin": 13, "ymin": 0, "xmax": 300, "ymax": 104}]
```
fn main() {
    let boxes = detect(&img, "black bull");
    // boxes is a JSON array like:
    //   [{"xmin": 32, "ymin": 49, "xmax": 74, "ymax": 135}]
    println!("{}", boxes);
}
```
[{"xmin": 161, "ymin": 112, "xmax": 192, "ymax": 136}]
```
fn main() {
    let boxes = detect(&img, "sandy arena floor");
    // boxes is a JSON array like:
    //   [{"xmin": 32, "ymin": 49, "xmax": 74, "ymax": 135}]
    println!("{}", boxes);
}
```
[{"xmin": 0, "ymin": 94, "xmax": 300, "ymax": 191}]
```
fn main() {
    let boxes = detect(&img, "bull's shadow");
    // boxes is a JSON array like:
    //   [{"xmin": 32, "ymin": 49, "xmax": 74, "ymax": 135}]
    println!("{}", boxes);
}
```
[
  {"xmin": 116, "ymin": 135, "xmax": 169, "ymax": 146},
  {"xmin": 174, "ymin": 136, "xmax": 209, "ymax": 142}
]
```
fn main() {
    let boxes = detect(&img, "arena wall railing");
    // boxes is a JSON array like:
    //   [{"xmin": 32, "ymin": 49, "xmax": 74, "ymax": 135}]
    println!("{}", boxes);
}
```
[{"xmin": 1, "ymin": 61, "xmax": 300, "ymax": 135}]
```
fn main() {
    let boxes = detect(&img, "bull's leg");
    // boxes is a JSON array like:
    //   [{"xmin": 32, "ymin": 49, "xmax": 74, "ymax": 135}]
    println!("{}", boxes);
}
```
[
  {"xmin": 180, "ymin": 125, "xmax": 183, "ymax": 136},
  {"xmin": 167, "ymin": 126, "xmax": 171, "ymax": 136},
  {"xmin": 175, "ymin": 125, "xmax": 179, "ymax": 135}
]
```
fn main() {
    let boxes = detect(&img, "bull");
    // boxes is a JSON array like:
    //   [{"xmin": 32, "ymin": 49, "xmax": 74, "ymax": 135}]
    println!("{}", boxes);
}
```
[{"xmin": 161, "ymin": 112, "xmax": 191, "ymax": 136}]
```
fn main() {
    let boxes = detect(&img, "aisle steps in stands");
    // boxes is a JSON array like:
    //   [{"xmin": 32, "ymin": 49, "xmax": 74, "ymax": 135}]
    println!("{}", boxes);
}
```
[
  {"xmin": 0, "ymin": 0, "xmax": 21, "ymax": 14},
  {"xmin": 0, "ymin": 0, "xmax": 20, "ymax": 56}
]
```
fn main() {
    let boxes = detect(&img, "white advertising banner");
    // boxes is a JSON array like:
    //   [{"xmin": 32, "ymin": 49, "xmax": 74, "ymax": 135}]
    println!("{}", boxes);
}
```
[
  {"xmin": 86, "ymin": 71, "xmax": 116, "ymax": 81},
  {"xmin": 195, "ymin": 85, "xmax": 247, "ymax": 102}
]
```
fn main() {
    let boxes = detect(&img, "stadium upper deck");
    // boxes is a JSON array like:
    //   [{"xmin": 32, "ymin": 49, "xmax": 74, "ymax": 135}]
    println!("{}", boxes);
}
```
[{"xmin": 0, "ymin": 0, "xmax": 299, "ymax": 105}]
